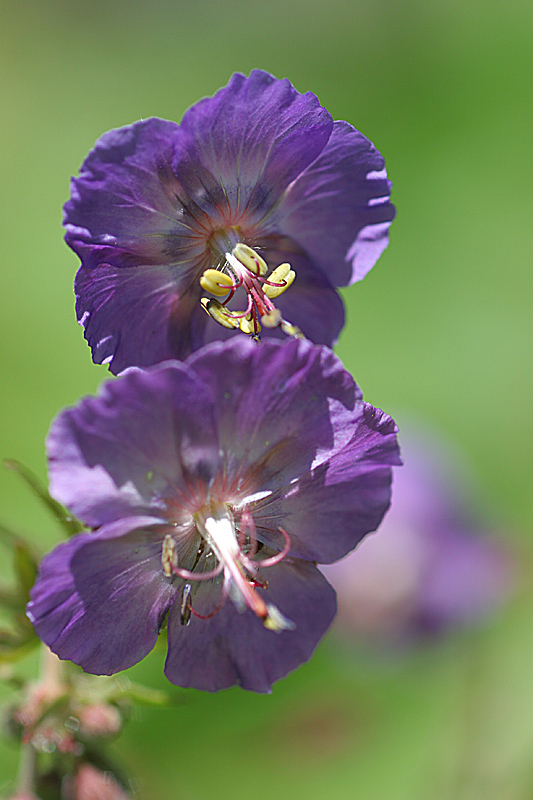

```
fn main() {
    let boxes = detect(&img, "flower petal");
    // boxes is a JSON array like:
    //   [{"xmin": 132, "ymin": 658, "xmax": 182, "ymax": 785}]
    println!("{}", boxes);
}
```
[
  {"xmin": 186, "ymin": 338, "xmax": 361, "ymax": 495},
  {"xmin": 261, "ymin": 244, "xmax": 346, "ymax": 347},
  {"xmin": 276, "ymin": 120, "xmax": 395, "ymax": 285},
  {"xmin": 164, "ymin": 558, "xmax": 336, "ymax": 692},
  {"xmin": 75, "ymin": 261, "xmax": 203, "ymax": 373},
  {"xmin": 47, "ymin": 364, "xmax": 220, "ymax": 526},
  {"xmin": 64, "ymin": 118, "xmax": 204, "ymax": 268},
  {"xmin": 27, "ymin": 519, "xmax": 175, "ymax": 675},
  {"xmin": 177, "ymin": 70, "xmax": 333, "ymax": 222},
  {"xmin": 252, "ymin": 404, "xmax": 401, "ymax": 563}
]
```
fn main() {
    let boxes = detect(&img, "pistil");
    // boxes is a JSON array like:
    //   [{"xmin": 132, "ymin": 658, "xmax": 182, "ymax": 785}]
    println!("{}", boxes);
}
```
[{"xmin": 160, "ymin": 502, "xmax": 295, "ymax": 632}]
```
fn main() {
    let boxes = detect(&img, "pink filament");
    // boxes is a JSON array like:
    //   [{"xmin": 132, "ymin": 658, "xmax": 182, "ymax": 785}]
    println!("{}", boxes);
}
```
[
  {"xmin": 254, "ymin": 527, "xmax": 291, "ymax": 567},
  {"xmin": 173, "ymin": 561, "xmax": 224, "ymax": 582}
]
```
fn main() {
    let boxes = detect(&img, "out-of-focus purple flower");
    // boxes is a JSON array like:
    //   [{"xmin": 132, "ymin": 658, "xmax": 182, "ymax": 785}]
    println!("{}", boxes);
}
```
[
  {"xmin": 64, "ymin": 70, "xmax": 394, "ymax": 374},
  {"xmin": 27, "ymin": 339, "xmax": 400, "ymax": 692},
  {"xmin": 322, "ymin": 429, "xmax": 515, "ymax": 649}
]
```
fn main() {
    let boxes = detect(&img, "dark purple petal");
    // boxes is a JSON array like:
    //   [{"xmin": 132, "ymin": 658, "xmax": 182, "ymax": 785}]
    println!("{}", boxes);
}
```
[
  {"xmin": 252, "ymin": 405, "xmax": 401, "ymax": 563},
  {"xmin": 186, "ymin": 338, "xmax": 361, "ymax": 494},
  {"xmin": 177, "ymin": 70, "xmax": 333, "ymax": 221},
  {"xmin": 47, "ymin": 364, "xmax": 220, "ymax": 526},
  {"xmin": 261, "ymin": 245, "xmax": 346, "ymax": 348},
  {"xmin": 64, "ymin": 118, "xmax": 201, "ymax": 268},
  {"xmin": 275, "ymin": 120, "xmax": 395, "ymax": 285},
  {"xmin": 75, "ymin": 262, "xmax": 201, "ymax": 373},
  {"xmin": 164, "ymin": 558, "xmax": 336, "ymax": 692},
  {"xmin": 27, "ymin": 519, "xmax": 175, "ymax": 675}
]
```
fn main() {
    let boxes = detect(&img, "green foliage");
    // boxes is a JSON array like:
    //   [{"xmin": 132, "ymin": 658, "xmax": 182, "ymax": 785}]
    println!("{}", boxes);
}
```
[{"xmin": 4, "ymin": 460, "xmax": 85, "ymax": 538}]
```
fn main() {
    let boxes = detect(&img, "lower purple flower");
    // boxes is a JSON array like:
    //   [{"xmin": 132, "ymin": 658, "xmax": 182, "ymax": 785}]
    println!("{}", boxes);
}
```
[{"xmin": 27, "ymin": 338, "xmax": 400, "ymax": 692}]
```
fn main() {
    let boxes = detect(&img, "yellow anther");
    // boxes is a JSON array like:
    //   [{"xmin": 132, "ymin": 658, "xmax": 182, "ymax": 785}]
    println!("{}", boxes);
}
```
[
  {"xmin": 200, "ymin": 298, "xmax": 240, "ymax": 329},
  {"xmin": 263, "ymin": 265, "xmax": 296, "ymax": 299},
  {"xmin": 162, "ymin": 534, "xmax": 178, "ymax": 577},
  {"xmin": 239, "ymin": 314, "xmax": 259, "ymax": 335},
  {"xmin": 199, "ymin": 268, "xmax": 234, "ymax": 297},
  {"xmin": 280, "ymin": 319, "xmax": 306, "ymax": 339},
  {"xmin": 233, "ymin": 243, "xmax": 267, "ymax": 276},
  {"xmin": 263, "ymin": 603, "xmax": 296, "ymax": 632},
  {"xmin": 261, "ymin": 308, "xmax": 282, "ymax": 328}
]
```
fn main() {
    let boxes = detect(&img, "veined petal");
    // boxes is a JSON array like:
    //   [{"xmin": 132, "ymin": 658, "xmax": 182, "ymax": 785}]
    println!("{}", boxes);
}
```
[
  {"xmin": 251, "ymin": 405, "xmax": 401, "ymax": 563},
  {"xmin": 177, "ymin": 70, "xmax": 333, "ymax": 222},
  {"xmin": 75, "ymin": 260, "xmax": 203, "ymax": 374},
  {"xmin": 276, "ymin": 120, "xmax": 395, "ymax": 285},
  {"xmin": 260, "ymin": 245, "xmax": 346, "ymax": 348},
  {"xmin": 64, "ymin": 118, "xmax": 204, "ymax": 268},
  {"xmin": 27, "ymin": 518, "xmax": 175, "ymax": 675},
  {"xmin": 164, "ymin": 558, "xmax": 336, "ymax": 692},
  {"xmin": 186, "ymin": 338, "xmax": 361, "ymax": 494},
  {"xmin": 46, "ymin": 363, "xmax": 220, "ymax": 527}
]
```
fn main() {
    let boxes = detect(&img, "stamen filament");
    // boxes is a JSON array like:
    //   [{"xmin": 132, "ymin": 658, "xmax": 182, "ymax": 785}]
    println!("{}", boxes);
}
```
[
  {"xmin": 253, "ymin": 527, "xmax": 291, "ymax": 568},
  {"xmin": 172, "ymin": 561, "xmax": 224, "ymax": 581}
]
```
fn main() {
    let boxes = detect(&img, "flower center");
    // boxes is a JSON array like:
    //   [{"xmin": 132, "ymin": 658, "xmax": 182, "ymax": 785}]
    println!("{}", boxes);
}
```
[
  {"xmin": 199, "ymin": 242, "xmax": 304, "ymax": 340},
  {"xmin": 161, "ymin": 501, "xmax": 294, "ymax": 632}
]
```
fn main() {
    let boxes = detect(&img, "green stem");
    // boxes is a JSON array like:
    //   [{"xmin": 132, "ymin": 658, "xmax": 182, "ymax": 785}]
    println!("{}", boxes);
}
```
[{"xmin": 15, "ymin": 741, "xmax": 35, "ymax": 795}]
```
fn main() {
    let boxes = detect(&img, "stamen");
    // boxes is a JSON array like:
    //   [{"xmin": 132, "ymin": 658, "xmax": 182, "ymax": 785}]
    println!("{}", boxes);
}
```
[
  {"xmin": 280, "ymin": 318, "xmax": 305, "ymax": 339},
  {"xmin": 260, "ymin": 309, "xmax": 282, "ymax": 328},
  {"xmin": 192, "ymin": 504, "xmax": 295, "ymax": 632},
  {"xmin": 198, "ymin": 242, "xmax": 303, "ymax": 341},
  {"xmin": 264, "ymin": 604, "xmax": 296, "ymax": 633},
  {"xmin": 254, "ymin": 527, "xmax": 291, "ymax": 568},
  {"xmin": 238, "ymin": 510, "xmax": 259, "ymax": 558},
  {"xmin": 180, "ymin": 584, "xmax": 192, "ymax": 626},
  {"xmin": 161, "ymin": 534, "xmax": 178, "ymax": 577},
  {"xmin": 199, "ymin": 269, "xmax": 234, "ymax": 296},
  {"xmin": 232, "ymin": 242, "xmax": 267, "ymax": 276},
  {"xmin": 201, "ymin": 298, "xmax": 240, "ymax": 329},
  {"xmin": 263, "ymin": 264, "xmax": 295, "ymax": 299},
  {"xmin": 239, "ymin": 314, "xmax": 259, "ymax": 335},
  {"xmin": 172, "ymin": 562, "xmax": 224, "ymax": 581},
  {"xmin": 190, "ymin": 580, "xmax": 231, "ymax": 620}
]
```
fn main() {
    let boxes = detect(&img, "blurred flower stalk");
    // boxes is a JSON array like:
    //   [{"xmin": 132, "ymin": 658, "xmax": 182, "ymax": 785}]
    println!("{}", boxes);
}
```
[{"xmin": 0, "ymin": 462, "xmax": 170, "ymax": 800}]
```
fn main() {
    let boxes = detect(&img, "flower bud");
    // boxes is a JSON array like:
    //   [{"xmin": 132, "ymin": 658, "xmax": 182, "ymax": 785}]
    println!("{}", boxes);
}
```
[
  {"xmin": 64, "ymin": 764, "xmax": 130, "ymax": 800},
  {"xmin": 76, "ymin": 703, "xmax": 122, "ymax": 739}
]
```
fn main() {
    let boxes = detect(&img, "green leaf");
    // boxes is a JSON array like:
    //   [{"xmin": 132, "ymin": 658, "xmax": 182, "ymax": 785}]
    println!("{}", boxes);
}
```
[
  {"xmin": 0, "ymin": 583, "xmax": 26, "ymax": 612},
  {"xmin": 0, "ymin": 626, "xmax": 39, "ymax": 664},
  {"xmin": 4, "ymin": 459, "xmax": 85, "ymax": 536},
  {"xmin": 13, "ymin": 540, "xmax": 38, "ymax": 598},
  {"xmin": 112, "ymin": 679, "xmax": 178, "ymax": 708}
]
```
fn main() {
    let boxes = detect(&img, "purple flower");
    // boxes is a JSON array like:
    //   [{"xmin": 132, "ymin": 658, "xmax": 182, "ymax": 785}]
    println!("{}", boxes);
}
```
[
  {"xmin": 27, "ymin": 339, "xmax": 400, "ymax": 692},
  {"xmin": 322, "ymin": 429, "xmax": 515, "ymax": 650},
  {"xmin": 64, "ymin": 70, "xmax": 394, "ymax": 374}
]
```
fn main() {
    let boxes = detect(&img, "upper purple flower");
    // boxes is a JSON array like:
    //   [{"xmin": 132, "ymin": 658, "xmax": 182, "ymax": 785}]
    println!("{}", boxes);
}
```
[
  {"xmin": 27, "ymin": 338, "xmax": 400, "ymax": 692},
  {"xmin": 64, "ymin": 70, "xmax": 395, "ymax": 374}
]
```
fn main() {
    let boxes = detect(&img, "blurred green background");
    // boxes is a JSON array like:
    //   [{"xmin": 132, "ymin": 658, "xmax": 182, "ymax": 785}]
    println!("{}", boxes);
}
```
[{"xmin": 0, "ymin": 0, "xmax": 531, "ymax": 797}]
